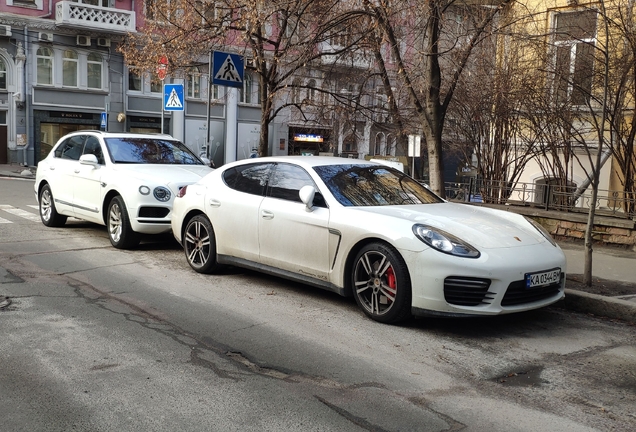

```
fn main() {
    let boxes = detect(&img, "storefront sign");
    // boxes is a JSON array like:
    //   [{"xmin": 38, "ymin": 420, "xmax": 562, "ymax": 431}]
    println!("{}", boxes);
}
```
[
  {"xmin": 49, "ymin": 111, "xmax": 95, "ymax": 120},
  {"xmin": 294, "ymin": 134, "xmax": 323, "ymax": 142},
  {"xmin": 129, "ymin": 116, "xmax": 161, "ymax": 124}
]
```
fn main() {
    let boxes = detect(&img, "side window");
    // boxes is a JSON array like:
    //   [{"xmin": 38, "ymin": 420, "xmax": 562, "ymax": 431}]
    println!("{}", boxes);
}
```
[
  {"xmin": 54, "ymin": 135, "xmax": 85, "ymax": 161},
  {"xmin": 267, "ymin": 163, "xmax": 317, "ymax": 203},
  {"xmin": 83, "ymin": 136, "xmax": 105, "ymax": 165},
  {"xmin": 223, "ymin": 163, "xmax": 273, "ymax": 196}
]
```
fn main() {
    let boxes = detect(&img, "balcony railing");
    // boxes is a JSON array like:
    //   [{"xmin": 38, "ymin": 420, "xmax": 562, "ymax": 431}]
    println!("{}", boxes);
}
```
[
  {"xmin": 444, "ymin": 179, "xmax": 636, "ymax": 219},
  {"xmin": 56, "ymin": 1, "xmax": 136, "ymax": 34}
]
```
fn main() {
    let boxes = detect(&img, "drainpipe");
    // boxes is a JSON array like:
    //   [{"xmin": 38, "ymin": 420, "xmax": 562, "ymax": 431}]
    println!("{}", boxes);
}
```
[{"xmin": 23, "ymin": 24, "xmax": 29, "ymax": 166}]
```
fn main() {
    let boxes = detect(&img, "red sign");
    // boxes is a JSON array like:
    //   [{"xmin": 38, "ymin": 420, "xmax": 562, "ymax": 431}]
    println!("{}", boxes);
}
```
[{"xmin": 157, "ymin": 55, "xmax": 168, "ymax": 80}]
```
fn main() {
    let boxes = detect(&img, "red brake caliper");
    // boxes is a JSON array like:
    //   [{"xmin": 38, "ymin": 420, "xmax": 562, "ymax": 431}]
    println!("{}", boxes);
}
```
[{"xmin": 386, "ymin": 266, "xmax": 396, "ymax": 302}]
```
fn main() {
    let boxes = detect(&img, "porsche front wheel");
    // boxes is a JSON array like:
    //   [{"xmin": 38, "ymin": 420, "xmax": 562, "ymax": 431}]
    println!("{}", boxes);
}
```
[{"xmin": 352, "ymin": 243, "xmax": 412, "ymax": 324}]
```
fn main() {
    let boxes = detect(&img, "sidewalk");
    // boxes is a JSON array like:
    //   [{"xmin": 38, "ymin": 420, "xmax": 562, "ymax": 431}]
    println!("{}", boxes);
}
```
[
  {"xmin": 0, "ymin": 163, "xmax": 634, "ymax": 322},
  {"xmin": 0, "ymin": 163, "xmax": 35, "ymax": 179}
]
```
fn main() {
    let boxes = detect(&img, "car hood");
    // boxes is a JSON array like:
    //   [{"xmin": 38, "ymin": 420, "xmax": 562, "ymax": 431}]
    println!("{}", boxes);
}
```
[
  {"xmin": 111, "ymin": 165, "xmax": 213, "ymax": 185},
  {"xmin": 355, "ymin": 202, "xmax": 547, "ymax": 249}
]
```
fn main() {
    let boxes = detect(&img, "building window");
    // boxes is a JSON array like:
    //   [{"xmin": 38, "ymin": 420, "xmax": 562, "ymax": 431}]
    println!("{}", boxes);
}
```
[
  {"xmin": 36, "ymin": 47, "xmax": 53, "ymax": 85},
  {"xmin": 62, "ymin": 50, "xmax": 79, "ymax": 87},
  {"xmin": 87, "ymin": 53, "xmax": 103, "ymax": 89},
  {"xmin": 187, "ymin": 68, "xmax": 201, "ymax": 98},
  {"xmin": 291, "ymin": 78, "xmax": 301, "ymax": 104},
  {"xmin": 150, "ymin": 75, "xmax": 162, "ymax": 93},
  {"xmin": 240, "ymin": 72, "xmax": 254, "ymax": 104},
  {"xmin": 0, "ymin": 57, "xmax": 6, "ymax": 90},
  {"xmin": 552, "ymin": 10, "xmax": 597, "ymax": 105},
  {"xmin": 128, "ymin": 68, "xmax": 142, "ymax": 91},
  {"xmin": 211, "ymin": 84, "xmax": 221, "ymax": 100},
  {"xmin": 307, "ymin": 79, "xmax": 316, "ymax": 102}
]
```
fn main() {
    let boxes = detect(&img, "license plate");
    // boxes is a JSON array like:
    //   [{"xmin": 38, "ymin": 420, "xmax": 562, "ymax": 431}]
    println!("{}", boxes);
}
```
[{"xmin": 525, "ymin": 268, "xmax": 561, "ymax": 288}]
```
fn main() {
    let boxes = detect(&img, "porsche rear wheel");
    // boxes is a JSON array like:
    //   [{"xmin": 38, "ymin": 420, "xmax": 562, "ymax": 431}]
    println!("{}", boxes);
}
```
[
  {"xmin": 352, "ymin": 243, "xmax": 412, "ymax": 324},
  {"xmin": 184, "ymin": 214, "xmax": 219, "ymax": 274}
]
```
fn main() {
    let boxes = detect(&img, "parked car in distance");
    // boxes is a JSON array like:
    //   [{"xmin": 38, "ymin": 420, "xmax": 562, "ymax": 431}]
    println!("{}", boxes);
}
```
[
  {"xmin": 35, "ymin": 131, "xmax": 214, "ymax": 249},
  {"xmin": 171, "ymin": 156, "xmax": 566, "ymax": 323}
]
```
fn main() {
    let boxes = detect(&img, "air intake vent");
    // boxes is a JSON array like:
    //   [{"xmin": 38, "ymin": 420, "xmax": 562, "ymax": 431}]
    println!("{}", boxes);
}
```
[
  {"xmin": 444, "ymin": 276, "xmax": 494, "ymax": 306},
  {"xmin": 501, "ymin": 275, "xmax": 564, "ymax": 306}
]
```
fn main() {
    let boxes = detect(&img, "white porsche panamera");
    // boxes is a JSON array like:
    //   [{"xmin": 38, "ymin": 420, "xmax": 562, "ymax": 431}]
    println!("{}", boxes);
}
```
[
  {"xmin": 171, "ymin": 156, "xmax": 566, "ymax": 323},
  {"xmin": 35, "ymin": 131, "xmax": 213, "ymax": 249}
]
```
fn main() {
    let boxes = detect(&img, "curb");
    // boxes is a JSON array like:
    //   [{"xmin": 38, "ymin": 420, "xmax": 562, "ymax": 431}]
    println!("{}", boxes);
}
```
[{"xmin": 561, "ymin": 289, "xmax": 636, "ymax": 323}]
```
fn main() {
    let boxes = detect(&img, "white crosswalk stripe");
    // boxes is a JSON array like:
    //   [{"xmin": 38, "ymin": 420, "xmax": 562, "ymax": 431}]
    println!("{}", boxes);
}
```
[
  {"xmin": 0, "ymin": 216, "xmax": 12, "ymax": 224},
  {"xmin": 27, "ymin": 205, "xmax": 39, "ymax": 210},
  {"xmin": 0, "ymin": 205, "xmax": 41, "ymax": 222}
]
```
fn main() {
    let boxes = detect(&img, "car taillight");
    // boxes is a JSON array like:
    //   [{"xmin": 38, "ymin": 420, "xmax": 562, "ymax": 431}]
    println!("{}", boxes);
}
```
[{"xmin": 177, "ymin": 185, "xmax": 188, "ymax": 198}]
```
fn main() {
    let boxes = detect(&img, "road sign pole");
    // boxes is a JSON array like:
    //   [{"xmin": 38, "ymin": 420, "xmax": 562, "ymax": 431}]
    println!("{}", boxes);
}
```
[{"xmin": 161, "ymin": 82, "xmax": 164, "ymax": 133}]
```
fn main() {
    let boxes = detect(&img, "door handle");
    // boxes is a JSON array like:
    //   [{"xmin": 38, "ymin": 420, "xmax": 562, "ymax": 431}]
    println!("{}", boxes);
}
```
[
  {"xmin": 74, "ymin": 169, "xmax": 80, "ymax": 173},
  {"xmin": 209, "ymin": 199, "xmax": 221, "ymax": 207},
  {"xmin": 261, "ymin": 210, "xmax": 274, "ymax": 220}
]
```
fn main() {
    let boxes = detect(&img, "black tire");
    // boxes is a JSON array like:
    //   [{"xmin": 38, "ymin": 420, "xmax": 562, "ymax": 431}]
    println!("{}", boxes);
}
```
[
  {"xmin": 351, "ymin": 242, "xmax": 412, "ymax": 324},
  {"xmin": 39, "ymin": 184, "xmax": 67, "ymax": 227},
  {"xmin": 183, "ymin": 214, "xmax": 219, "ymax": 274},
  {"xmin": 107, "ymin": 195, "xmax": 140, "ymax": 249}
]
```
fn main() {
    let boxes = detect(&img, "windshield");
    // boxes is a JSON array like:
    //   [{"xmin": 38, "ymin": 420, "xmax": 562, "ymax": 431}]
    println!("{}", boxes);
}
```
[
  {"xmin": 313, "ymin": 164, "xmax": 443, "ymax": 206},
  {"xmin": 105, "ymin": 137, "xmax": 204, "ymax": 165}
]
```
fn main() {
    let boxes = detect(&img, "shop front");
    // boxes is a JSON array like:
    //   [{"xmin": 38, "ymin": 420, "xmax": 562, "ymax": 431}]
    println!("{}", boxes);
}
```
[{"xmin": 34, "ymin": 110, "xmax": 100, "ymax": 163}]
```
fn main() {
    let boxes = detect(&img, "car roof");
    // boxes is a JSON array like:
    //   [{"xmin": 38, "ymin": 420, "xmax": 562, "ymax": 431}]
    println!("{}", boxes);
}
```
[
  {"xmin": 63, "ymin": 130, "xmax": 178, "ymax": 140},
  {"xmin": 225, "ymin": 156, "xmax": 381, "ymax": 170}
]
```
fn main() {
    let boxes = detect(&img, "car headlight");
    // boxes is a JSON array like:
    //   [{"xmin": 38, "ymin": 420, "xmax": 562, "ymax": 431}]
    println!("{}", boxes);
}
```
[
  {"xmin": 153, "ymin": 186, "xmax": 171, "ymax": 202},
  {"xmin": 525, "ymin": 217, "xmax": 557, "ymax": 247},
  {"xmin": 413, "ymin": 224, "xmax": 480, "ymax": 258}
]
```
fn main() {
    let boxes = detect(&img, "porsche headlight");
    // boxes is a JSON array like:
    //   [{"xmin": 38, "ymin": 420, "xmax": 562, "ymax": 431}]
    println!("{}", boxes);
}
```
[
  {"xmin": 413, "ymin": 224, "xmax": 480, "ymax": 258},
  {"xmin": 153, "ymin": 186, "xmax": 171, "ymax": 202},
  {"xmin": 525, "ymin": 217, "xmax": 557, "ymax": 247}
]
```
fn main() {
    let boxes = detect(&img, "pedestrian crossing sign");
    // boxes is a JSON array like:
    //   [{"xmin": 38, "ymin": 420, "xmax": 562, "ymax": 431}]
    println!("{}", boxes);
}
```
[
  {"xmin": 164, "ymin": 84, "xmax": 184, "ymax": 111},
  {"xmin": 212, "ymin": 51, "xmax": 244, "ymax": 89}
]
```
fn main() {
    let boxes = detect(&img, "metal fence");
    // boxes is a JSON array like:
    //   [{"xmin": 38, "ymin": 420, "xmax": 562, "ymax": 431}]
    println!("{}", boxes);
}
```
[{"xmin": 443, "ymin": 178, "xmax": 636, "ymax": 219}]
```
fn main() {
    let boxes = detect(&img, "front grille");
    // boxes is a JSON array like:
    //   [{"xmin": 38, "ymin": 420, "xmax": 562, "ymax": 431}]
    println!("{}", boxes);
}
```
[
  {"xmin": 444, "ymin": 277, "xmax": 494, "ymax": 306},
  {"xmin": 138, "ymin": 207, "xmax": 170, "ymax": 218},
  {"xmin": 501, "ymin": 275, "xmax": 564, "ymax": 306}
]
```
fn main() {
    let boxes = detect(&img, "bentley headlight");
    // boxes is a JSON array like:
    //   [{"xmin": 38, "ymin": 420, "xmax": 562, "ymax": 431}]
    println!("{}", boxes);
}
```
[
  {"xmin": 413, "ymin": 224, "xmax": 480, "ymax": 258},
  {"xmin": 525, "ymin": 217, "xmax": 557, "ymax": 246},
  {"xmin": 153, "ymin": 186, "xmax": 171, "ymax": 202}
]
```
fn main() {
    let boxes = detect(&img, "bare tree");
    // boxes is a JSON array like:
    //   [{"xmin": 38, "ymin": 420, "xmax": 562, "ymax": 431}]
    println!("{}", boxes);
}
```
[
  {"xmin": 361, "ymin": 0, "xmax": 511, "ymax": 196},
  {"xmin": 120, "ymin": 0, "xmax": 369, "ymax": 157}
]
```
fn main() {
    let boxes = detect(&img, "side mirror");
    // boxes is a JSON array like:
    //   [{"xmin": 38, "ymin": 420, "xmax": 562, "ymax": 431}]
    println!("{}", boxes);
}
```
[
  {"xmin": 200, "ymin": 157, "xmax": 214, "ymax": 168},
  {"xmin": 299, "ymin": 185, "xmax": 316, "ymax": 211},
  {"xmin": 79, "ymin": 154, "xmax": 99, "ymax": 166}
]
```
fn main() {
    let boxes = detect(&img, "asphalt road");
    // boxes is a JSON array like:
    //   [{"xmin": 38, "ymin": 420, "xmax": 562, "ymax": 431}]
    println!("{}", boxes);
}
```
[{"xmin": 1, "ymin": 176, "xmax": 635, "ymax": 431}]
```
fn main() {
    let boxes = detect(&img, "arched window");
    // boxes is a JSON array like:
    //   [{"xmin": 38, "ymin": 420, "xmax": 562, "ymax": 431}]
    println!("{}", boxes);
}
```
[
  {"xmin": 187, "ymin": 67, "xmax": 201, "ymax": 98},
  {"xmin": 36, "ymin": 47, "xmax": 53, "ymax": 85},
  {"xmin": 307, "ymin": 79, "xmax": 316, "ymax": 101},
  {"xmin": 386, "ymin": 135, "xmax": 396, "ymax": 156},
  {"xmin": 87, "ymin": 53, "xmax": 103, "ymax": 89},
  {"xmin": 291, "ymin": 78, "xmax": 301, "ymax": 104},
  {"xmin": 0, "ymin": 57, "xmax": 6, "ymax": 90},
  {"xmin": 63, "ymin": 50, "xmax": 79, "ymax": 87}
]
